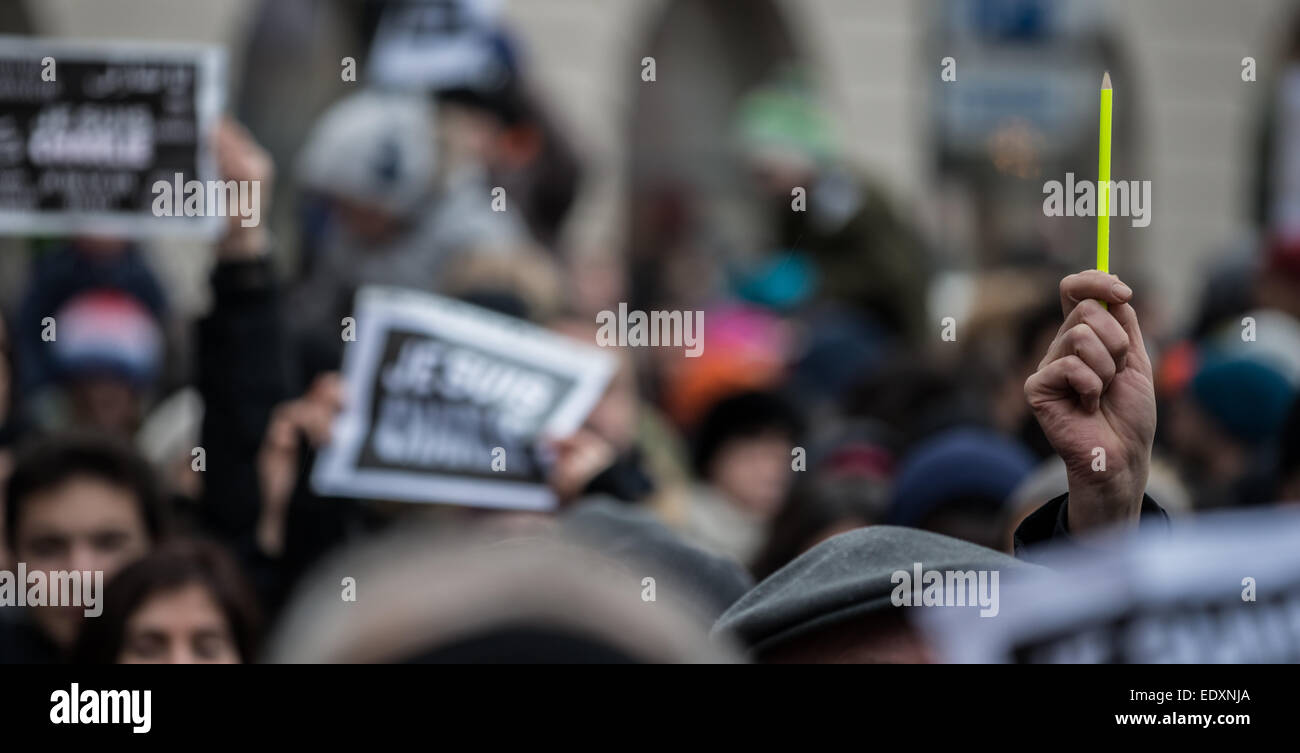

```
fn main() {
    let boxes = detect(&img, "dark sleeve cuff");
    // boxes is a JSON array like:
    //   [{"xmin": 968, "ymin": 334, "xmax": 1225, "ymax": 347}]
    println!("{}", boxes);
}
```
[
  {"xmin": 1013, "ymin": 491, "xmax": 1169, "ymax": 561},
  {"xmin": 211, "ymin": 256, "xmax": 276, "ymax": 301}
]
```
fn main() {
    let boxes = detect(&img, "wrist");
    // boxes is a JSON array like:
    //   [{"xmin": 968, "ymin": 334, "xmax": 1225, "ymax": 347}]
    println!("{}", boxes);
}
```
[
  {"xmin": 1064, "ymin": 464, "xmax": 1146, "ymax": 533},
  {"xmin": 218, "ymin": 226, "xmax": 270, "ymax": 261}
]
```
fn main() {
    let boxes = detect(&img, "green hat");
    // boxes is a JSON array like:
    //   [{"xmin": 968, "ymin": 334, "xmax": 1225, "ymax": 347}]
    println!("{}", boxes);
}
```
[{"xmin": 734, "ymin": 70, "xmax": 836, "ymax": 164}]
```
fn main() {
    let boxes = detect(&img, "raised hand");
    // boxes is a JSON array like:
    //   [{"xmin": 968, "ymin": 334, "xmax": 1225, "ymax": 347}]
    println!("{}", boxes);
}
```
[{"xmin": 1024, "ymin": 271, "xmax": 1156, "ymax": 533}]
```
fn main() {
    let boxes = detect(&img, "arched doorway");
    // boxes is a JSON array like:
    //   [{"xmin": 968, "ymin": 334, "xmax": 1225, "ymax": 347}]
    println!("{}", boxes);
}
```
[{"xmin": 626, "ymin": 0, "xmax": 807, "ymax": 311}]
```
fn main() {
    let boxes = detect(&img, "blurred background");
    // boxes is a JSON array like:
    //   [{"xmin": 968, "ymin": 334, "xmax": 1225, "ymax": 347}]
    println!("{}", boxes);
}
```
[{"xmin": 1, "ymin": 0, "xmax": 1295, "ymax": 323}]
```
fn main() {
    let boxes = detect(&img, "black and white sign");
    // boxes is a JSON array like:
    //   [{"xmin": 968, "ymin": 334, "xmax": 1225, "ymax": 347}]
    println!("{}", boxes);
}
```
[
  {"xmin": 920, "ymin": 508, "xmax": 1300, "ymax": 663},
  {"xmin": 312, "ymin": 286, "xmax": 616, "ymax": 510},
  {"xmin": 0, "ymin": 36, "xmax": 225, "ymax": 237}
]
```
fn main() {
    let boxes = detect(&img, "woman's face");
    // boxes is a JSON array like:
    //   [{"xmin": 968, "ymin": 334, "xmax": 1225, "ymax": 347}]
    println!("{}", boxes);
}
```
[
  {"xmin": 711, "ymin": 430, "xmax": 795, "ymax": 518},
  {"xmin": 118, "ymin": 583, "xmax": 241, "ymax": 664}
]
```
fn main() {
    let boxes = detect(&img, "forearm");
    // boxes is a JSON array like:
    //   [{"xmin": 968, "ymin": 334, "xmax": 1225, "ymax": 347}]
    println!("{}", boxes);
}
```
[{"xmin": 196, "ymin": 243, "xmax": 290, "ymax": 535}]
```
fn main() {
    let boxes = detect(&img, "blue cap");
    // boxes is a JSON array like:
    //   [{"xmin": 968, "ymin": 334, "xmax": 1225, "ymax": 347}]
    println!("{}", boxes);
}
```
[
  {"xmin": 1191, "ymin": 356, "xmax": 1295, "ymax": 445},
  {"xmin": 888, "ymin": 427, "xmax": 1035, "ymax": 527}
]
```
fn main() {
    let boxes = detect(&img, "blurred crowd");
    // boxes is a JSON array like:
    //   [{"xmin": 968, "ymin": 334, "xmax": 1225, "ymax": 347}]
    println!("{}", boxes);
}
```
[{"xmin": 1, "ymin": 0, "xmax": 1299, "ymax": 664}]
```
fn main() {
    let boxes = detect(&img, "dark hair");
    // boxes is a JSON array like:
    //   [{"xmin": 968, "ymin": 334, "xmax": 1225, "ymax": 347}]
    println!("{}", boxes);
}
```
[
  {"xmin": 690, "ymin": 390, "xmax": 805, "ymax": 479},
  {"xmin": 73, "ymin": 538, "xmax": 262, "ymax": 664},
  {"xmin": 844, "ymin": 357, "xmax": 990, "ymax": 452},
  {"xmin": 4, "ymin": 433, "xmax": 166, "ymax": 550},
  {"xmin": 750, "ymin": 475, "xmax": 885, "ymax": 579}
]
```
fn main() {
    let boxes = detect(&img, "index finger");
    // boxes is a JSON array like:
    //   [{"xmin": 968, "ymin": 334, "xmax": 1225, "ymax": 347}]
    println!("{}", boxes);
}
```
[
  {"xmin": 1103, "ymin": 300, "xmax": 1151, "ymax": 373},
  {"xmin": 308, "ymin": 372, "xmax": 345, "ymax": 410},
  {"xmin": 1059, "ymin": 271, "xmax": 1133, "ymax": 318}
]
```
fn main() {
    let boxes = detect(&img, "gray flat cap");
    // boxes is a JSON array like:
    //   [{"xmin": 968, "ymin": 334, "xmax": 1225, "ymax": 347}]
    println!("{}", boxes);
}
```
[{"xmin": 713, "ymin": 525, "xmax": 1038, "ymax": 653}]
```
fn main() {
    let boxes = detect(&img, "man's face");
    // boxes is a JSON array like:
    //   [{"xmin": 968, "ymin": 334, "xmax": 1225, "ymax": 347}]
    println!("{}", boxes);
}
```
[
  {"xmin": 748, "ymin": 152, "xmax": 815, "ymax": 199},
  {"xmin": 333, "ymin": 197, "xmax": 405, "ymax": 245},
  {"xmin": 118, "ymin": 583, "xmax": 241, "ymax": 664},
  {"xmin": 70, "ymin": 378, "xmax": 141, "ymax": 438},
  {"xmin": 12, "ymin": 476, "xmax": 151, "ymax": 646},
  {"xmin": 761, "ymin": 612, "xmax": 936, "ymax": 664}
]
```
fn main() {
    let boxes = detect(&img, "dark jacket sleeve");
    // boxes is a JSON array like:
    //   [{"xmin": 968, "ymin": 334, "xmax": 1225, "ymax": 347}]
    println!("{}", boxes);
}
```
[
  {"xmin": 195, "ymin": 257, "xmax": 290, "ymax": 540},
  {"xmin": 1013, "ymin": 492, "xmax": 1169, "ymax": 562}
]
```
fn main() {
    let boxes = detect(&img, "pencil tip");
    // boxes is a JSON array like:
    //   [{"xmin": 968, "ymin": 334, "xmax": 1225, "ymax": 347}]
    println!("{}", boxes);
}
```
[{"xmin": 1102, "ymin": 71, "xmax": 1112, "ymax": 89}]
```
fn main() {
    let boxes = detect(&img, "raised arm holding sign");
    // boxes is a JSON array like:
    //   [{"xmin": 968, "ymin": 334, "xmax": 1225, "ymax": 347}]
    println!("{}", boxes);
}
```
[{"xmin": 311, "ymin": 287, "xmax": 616, "ymax": 511}]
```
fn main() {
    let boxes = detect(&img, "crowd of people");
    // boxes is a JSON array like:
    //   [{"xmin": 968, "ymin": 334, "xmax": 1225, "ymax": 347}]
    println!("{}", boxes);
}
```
[{"xmin": 1, "ymin": 1, "xmax": 1299, "ymax": 664}]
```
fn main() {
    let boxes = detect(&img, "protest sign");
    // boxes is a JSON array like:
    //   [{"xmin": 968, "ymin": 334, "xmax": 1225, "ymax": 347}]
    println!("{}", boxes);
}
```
[
  {"xmin": 367, "ymin": 0, "xmax": 506, "ymax": 92},
  {"xmin": 918, "ymin": 509, "xmax": 1300, "ymax": 663},
  {"xmin": 312, "ymin": 286, "xmax": 616, "ymax": 511},
  {"xmin": 0, "ymin": 35, "xmax": 226, "ymax": 237}
]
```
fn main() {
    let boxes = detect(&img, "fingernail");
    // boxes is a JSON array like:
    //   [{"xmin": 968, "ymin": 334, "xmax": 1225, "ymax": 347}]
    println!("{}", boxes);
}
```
[{"xmin": 1111, "ymin": 282, "xmax": 1132, "ymax": 300}]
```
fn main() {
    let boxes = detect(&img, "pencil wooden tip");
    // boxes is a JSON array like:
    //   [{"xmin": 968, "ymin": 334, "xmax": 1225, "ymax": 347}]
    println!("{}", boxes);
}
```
[{"xmin": 1102, "ymin": 71, "xmax": 1112, "ymax": 89}]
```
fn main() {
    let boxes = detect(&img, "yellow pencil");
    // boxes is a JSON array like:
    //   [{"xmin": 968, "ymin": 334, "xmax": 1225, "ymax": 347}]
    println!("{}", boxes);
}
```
[{"xmin": 1098, "ymin": 71, "xmax": 1112, "ymax": 276}]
